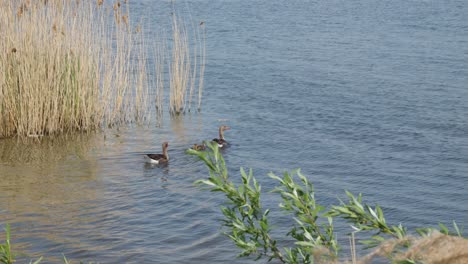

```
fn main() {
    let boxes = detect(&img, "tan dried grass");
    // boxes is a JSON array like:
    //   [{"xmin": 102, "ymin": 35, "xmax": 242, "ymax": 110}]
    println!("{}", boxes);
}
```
[{"xmin": 353, "ymin": 231, "xmax": 468, "ymax": 264}]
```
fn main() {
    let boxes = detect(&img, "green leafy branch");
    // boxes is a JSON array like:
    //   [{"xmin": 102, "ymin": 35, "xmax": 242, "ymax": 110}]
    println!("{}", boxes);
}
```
[
  {"xmin": 188, "ymin": 142, "xmax": 465, "ymax": 263},
  {"xmin": 188, "ymin": 142, "xmax": 340, "ymax": 263},
  {"xmin": 269, "ymin": 170, "xmax": 338, "ymax": 261},
  {"xmin": 188, "ymin": 143, "xmax": 285, "ymax": 261},
  {"xmin": 326, "ymin": 191, "xmax": 407, "ymax": 248}
]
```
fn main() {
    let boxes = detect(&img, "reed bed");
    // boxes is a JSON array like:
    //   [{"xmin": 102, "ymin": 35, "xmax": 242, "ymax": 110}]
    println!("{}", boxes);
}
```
[
  {"xmin": 0, "ymin": 0, "xmax": 206, "ymax": 138},
  {"xmin": 0, "ymin": 0, "xmax": 141, "ymax": 137}
]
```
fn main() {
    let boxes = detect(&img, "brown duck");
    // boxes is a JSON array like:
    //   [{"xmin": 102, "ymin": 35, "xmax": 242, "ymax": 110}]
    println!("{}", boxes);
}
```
[
  {"xmin": 212, "ymin": 125, "xmax": 230, "ymax": 148},
  {"xmin": 191, "ymin": 143, "xmax": 206, "ymax": 151},
  {"xmin": 144, "ymin": 142, "xmax": 169, "ymax": 164}
]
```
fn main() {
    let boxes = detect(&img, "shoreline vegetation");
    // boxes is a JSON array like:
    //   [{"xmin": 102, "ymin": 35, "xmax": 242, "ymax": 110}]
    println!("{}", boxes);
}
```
[
  {"xmin": 186, "ymin": 142, "xmax": 468, "ymax": 264},
  {"xmin": 0, "ymin": 0, "xmax": 206, "ymax": 139}
]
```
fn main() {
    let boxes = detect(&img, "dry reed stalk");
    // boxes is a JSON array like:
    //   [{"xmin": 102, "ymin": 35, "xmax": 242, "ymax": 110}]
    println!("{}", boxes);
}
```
[
  {"xmin": 185, "ymin": 19, "xmax": 206, "ymax": 112},
  {"xmin": 187, "ymin": 20, "xmax": 198, "ymax": 112},
  {"xmin": 349, "ymin": 232, "xmax": 357, "ymax": 264},
  {"xmin": 197, "ymin": 21, "xmax": 206, "ymax": 112}
]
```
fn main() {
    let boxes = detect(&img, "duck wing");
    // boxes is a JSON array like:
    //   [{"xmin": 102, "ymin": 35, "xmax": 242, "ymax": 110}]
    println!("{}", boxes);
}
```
[
  {"xmin": 213, "ymin": 138, "xmax": 228, "ymax": 145},
  {"xmin": 146, "ymin": 154, "xmax": 166, "ymax": 160}
]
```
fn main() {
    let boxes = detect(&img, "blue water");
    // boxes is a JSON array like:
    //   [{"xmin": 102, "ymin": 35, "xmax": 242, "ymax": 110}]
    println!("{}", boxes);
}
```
[{"xmin": 0, "ymin": 0, "xmax": 467, "ymax": 262}]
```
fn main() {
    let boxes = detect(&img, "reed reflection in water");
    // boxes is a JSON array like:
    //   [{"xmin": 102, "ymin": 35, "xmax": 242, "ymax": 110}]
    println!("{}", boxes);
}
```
[{"xmin": 0, "ymin": 133, "xmax": 104, "ymax": 262}]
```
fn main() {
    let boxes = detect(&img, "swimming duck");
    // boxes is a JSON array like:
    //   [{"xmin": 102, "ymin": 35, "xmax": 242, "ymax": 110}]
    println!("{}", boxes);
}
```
[
  {"xmin": 212, "ymin": 125, "xmax": 230, "ymax": 147},
  {"xmin": 191, "ymin": 143, "xmax": 206, "ymax": 151},
  {"xmin": 144, "ymin": 142, "xmax": 169, "ymax": 164}
]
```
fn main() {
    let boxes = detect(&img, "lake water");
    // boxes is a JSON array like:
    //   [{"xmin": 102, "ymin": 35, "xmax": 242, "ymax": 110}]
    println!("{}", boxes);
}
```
[{"xmin": 1, "ymin": 0, "xmax": 467, "ymax": 263}]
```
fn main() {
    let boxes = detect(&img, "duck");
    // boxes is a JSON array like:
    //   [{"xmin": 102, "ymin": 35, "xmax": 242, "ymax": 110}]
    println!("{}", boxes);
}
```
[
  {"xmin": 191, "ymin": 143, "xmax": 206, "ymax": 151},
  {"xmin": 212, "ymin": 125, "xmax": 230, "ymax": 147},
  {"xmin": 144, "ymin": 142, "xmax": 169, "ymax": 164}
]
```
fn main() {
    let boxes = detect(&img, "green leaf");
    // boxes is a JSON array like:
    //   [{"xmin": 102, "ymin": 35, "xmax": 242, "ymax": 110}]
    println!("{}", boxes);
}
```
[
  {"xmin": 268, "ymin": 173, "xmax": 283, "ymax": 184},
  {"xmin": 371, "ymin": 235, "xmax": 385, "ymax": 241},
  {"xmin": 439, "ymin": 223, "xmax": 449, "ymax": 235},
  {"xmin": 367, "ymin": 206, "xmax": 378, "ymax": 220},
  {"xmin": 376, "ymin": 205, "xmax": 384, "ymax": 222},
  {"xmin": 395, "ymin": 259, "xmax": 417, "ymax": 264},
  {"xmin": 415, "ymin": 227, "xmax": 433, "ymax": 237},
  {"xmin": 453, "ymin": 221, "xmax": 462, "ymax": 237},
  {"xmin": 295, "ymin": 241, "xmax": 314, "ymax": 247},
  {"xmin": 292, "ymin": 188, "xmax": 298, "ymax": 198},
  {"xmin": 297, "ymin": 170, "xmax": 308, "ymax": 184},
  {"xmin": 195, "ymin": 179, "xmax": 216, "ymax": 187},
  {"xmin": 185, "ymin": 148, "xmax": 199, "ymax": 155},
  {"xmin": 259, "ymin": 220, "xmax": 268, "ymax": 231},
  {"xmin": 316, "ymin": 204, "xmax": 326, "ymax": 213},
  {"xmin": 31, "ymin": 256, "xmax": 43, "ymax": 264},
  {"xmin": 302, "ymin": 229, "xmax": 313, "ymax": 241}
]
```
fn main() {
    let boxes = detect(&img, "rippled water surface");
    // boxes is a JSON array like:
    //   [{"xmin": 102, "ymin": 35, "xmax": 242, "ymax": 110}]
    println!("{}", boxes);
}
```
[{"xmin": 1, "ymin": 0, "xmax": 467, "ymax": 263}]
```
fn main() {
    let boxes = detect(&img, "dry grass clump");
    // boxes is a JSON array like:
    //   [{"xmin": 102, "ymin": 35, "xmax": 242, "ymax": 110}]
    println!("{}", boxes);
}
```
[
  {"xmin": 0, "ymin": 0, "xmax": 204, "ymax": 138},
  {"xmin": 354, "ymin": 231, "xmax": 468, "ymax": 264}
]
